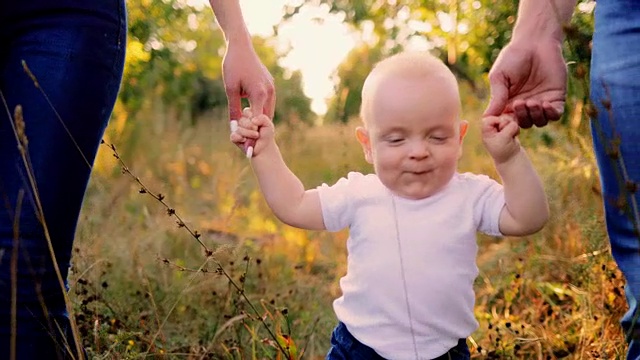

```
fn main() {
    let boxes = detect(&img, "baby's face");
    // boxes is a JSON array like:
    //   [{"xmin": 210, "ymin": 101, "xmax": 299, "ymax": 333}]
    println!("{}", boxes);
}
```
[{"xmin": 358, "ymin": 77, "xmax": 464, "ymax": 200}]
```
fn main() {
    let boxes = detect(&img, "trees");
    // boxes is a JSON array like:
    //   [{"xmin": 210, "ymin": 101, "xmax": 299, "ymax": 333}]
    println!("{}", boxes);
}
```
[
  {"xmin": 289, "ymin": 0, "xmax": 594, "ymax": 125},
  {"xmin": 120, "ymin": 0, "xmax": 312, "ymax": 127}
]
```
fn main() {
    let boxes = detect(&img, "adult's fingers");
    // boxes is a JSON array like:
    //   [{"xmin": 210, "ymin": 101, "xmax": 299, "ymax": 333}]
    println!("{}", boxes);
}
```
[
  {"xmin": 227, "ymin": 88, "xmax": 243, "ymax": 122},
  {"xmin": 526, "ymin": 101, "xmax": 548, "ymax": 128},
  {"xmin": 264, "ymin": 84, "xmax": 276, "ymax": 118},
  {"xmin": 543, "ymin": 101, "xmax": 564, "ymax": 122},
  {"xmin": 230, "ymin": 120, "xmax": 238, "ymax": 133},
  {"xmin": 246, "ymin": 88, "xmax": 268, "ymax": 158},
  {"xmin": 484, "ymin": 74, "xmax": 509, "ymax": 117},
  {"xmin": 248, "ymin": 86, "xmax": 268, "ymax": 118},
  {"xmin": 513, "ymin": 100, "xmax": 533, "ymax": 129}
]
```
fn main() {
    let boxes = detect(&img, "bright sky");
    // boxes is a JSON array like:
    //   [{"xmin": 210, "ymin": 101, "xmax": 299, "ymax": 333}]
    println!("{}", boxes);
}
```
[
  {"xmin": 191, "ymin": 1, "xmax": 597, "ymax": 116},
  {"xmin": 239, "ymin": 0, "xmax": 357, "ymax": 115},
  {"xmin": 188, "ymin": 0, "xmax": 357, "ymax": 115}
]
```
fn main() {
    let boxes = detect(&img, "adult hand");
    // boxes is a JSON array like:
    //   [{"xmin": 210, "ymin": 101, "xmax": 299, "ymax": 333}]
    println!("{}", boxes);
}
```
[
  {"xmin": 484, "ymin": 40, "xmax": 567, "ymax": 129},
  {"xmin": 223, "ymin": 41, "xmax": 275, "ymax": 119},
  {"xmin": 222, "ymin": 41, "xmax": 275, "ymax": 156}
]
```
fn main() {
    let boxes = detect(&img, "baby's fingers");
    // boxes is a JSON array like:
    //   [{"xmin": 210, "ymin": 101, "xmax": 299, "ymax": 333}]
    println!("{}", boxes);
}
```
[
  {"xmin": 238, "ymin": 116, "xmax": 258, "ymax": 131},
  {"xmin": 250, "ymin": 114, "xmax": 273, "ymax": 127},
  {"xmin": 234, "ymin": 125, "xmax": 260, "ymax": 140},
  {"xmin": 230, "ymin": 131, "xmax": 245, "ymax": 145},
  {"xmin": 500, "ymin": 118, "xmax": 520, "ymax": 138},
  {"xmin": 481, "ymin": 116, "xmax": 501, "ymax": 135},
  {"xmin": 494, "ymin": 114, "xmax": 518, "ymax": 135}
]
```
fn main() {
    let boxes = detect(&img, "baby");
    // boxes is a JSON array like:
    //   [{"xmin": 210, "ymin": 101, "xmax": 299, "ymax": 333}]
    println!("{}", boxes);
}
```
[{"xmin": 230, "ymin": 51, "xmax": 548, "ymax": 360}]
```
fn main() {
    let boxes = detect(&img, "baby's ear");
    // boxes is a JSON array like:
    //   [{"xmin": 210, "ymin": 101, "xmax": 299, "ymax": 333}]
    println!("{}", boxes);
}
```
[
  {"xmin": 355, "ymin": 127, "xmax": 373, "ymax": 164},
  {"xmin": 458, "ymin": 120, "xmax": 469, "ymax": 142},
  {"xmin": 457, "ymin": 120, "xmax": 468, "ymax": 160}
]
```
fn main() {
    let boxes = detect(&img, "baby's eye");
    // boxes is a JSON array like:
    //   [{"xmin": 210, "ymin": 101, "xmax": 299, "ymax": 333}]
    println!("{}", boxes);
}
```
[
  {"xmin": 386, "ymin": 137, "xmax": 405, "ymax": 145},
  {"xmin": 429, "ymin": 135, "xmax": 449, "ymax": 143}
]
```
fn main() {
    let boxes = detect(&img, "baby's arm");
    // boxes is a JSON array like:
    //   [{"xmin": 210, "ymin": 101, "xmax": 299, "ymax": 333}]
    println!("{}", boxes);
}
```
[
  {"xmin": 230, "ymin": 112, "xmax": 325, "ymax": 230},
  {"xmin": 482, "ymin": 115, "xmax": 549, "ymax": 236}
]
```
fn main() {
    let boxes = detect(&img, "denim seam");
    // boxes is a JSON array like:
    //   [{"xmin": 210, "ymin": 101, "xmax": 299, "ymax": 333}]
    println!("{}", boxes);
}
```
[{"xmin": 110, "ymin": 0, "xmax": 126, "ymax": 79}]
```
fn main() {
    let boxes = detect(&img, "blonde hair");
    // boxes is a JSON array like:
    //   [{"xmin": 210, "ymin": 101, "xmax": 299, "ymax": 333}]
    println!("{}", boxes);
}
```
[{"xmin": 360, "ymin": 51, "xmax": 460, "ymax": 123}]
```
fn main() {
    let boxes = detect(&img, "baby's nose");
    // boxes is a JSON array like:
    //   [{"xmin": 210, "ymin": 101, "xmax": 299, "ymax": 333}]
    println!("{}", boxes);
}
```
[{"xmin": 409, "ymin": 140, "xmax": 430, "ymax": 159}]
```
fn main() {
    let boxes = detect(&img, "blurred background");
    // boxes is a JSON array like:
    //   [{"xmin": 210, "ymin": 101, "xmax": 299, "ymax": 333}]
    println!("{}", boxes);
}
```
[{"xmin": 68, "ymin": 0, "xmax": 629, "ymax": 358}]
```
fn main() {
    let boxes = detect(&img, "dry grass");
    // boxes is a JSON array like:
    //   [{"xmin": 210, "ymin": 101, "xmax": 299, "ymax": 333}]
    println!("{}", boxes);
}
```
[{"xmin": 67, "ymin": 100, "xmax": 628, "ymax": 359}]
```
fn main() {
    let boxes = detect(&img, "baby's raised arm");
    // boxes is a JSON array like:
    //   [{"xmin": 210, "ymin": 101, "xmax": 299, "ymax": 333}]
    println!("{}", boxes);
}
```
[
  {"xmin": 482, "ymin": 115, "xmax": 549, "ymax": 236},
  {"xmin": 230, "ymin": 112, "xmax": 325, "ymax": 230}
]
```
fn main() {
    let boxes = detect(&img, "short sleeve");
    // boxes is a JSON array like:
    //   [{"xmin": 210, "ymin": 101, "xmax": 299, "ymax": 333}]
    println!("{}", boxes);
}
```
[
  {"xmin": 470, "ymin": 174, "xmax": 505, "ymax": 237},
  {"xmin": 316, "ymin": 172, "xmax": 364, "ymax": 232}
]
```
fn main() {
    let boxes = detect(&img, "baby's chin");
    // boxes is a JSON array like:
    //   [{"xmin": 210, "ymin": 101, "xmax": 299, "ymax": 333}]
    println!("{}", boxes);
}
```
[
  {"xmin": 395, "ymin": 189, "xmax": 437, "ymax": 200},
  {"xmin": 386, "ymin": 182, "xmax": 446, "ymax": 200}
]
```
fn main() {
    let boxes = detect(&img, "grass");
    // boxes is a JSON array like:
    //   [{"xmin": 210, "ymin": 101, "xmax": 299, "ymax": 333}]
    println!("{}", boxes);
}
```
[{"xmin": 61, "ymin": 94, "xmax": 630, "ymax": 359}]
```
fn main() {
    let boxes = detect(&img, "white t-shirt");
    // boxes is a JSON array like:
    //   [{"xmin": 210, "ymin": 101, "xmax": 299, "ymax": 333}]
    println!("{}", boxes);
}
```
[{"xmin": 317, "ymin": 171, "xmax": 505, "ymax": 359}]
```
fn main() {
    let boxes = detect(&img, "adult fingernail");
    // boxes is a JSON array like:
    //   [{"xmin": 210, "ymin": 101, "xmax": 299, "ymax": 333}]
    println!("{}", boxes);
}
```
[
  {"xmin": 230, "ymin": 120, "xmax": 238, "ymax": 133},
  {"xmin": 246, "ymin": 146, "xmax": 254, "ymax": 159}
]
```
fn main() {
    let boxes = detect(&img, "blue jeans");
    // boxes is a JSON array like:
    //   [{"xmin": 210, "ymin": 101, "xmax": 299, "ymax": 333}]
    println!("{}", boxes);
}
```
[
  {"xmin": 591, "ymin": 1, "xmax": 640, "ymax": 359},
  {"xmin": 326, "ymin": 322, "xmax": 470, "ymax": 360},
  {"xmin": 0, "ymin": 1, "xmax": 126, "ymax": 358}
]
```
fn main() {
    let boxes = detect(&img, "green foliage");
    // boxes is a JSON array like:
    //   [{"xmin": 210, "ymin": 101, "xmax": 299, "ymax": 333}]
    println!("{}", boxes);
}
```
[
  {"xmin": 287, "ymin": 0, "xmax": 518, "ymax": 85},
  {"xmin": 120, "ymin": 0, "xmax": 313, "ymax": 126},
  {"xmin": 325, "ymin": 44, "xmax": 384, "ymax": 123},
  {"xmin": 290, "ymin": 0, "xmax": 595, "ymax": 126}
]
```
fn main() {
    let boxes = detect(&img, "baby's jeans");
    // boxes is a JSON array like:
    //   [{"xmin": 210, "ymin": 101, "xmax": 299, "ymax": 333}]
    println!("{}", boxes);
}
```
[
  {"xmin": 0, "ymin": 1, "xmax": 126, "ymax": 358},
  {"xmin": 591, "ymin": 1, "xmax": 640, "ymax": 359},
  {"xmin": 326, "ymin": 322, "xmax": 470, "ymax": 360}
]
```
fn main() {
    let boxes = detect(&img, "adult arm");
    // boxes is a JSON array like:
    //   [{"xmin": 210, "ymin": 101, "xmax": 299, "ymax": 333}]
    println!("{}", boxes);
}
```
[{"xmin": 210, "ymin": 0, "xmax": 276, "ymax": 123}]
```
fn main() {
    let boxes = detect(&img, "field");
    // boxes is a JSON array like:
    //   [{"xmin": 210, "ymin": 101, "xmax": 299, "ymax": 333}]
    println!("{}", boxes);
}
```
[{"xmin": 71, "ymin": 96, "xmax": 629, "ymax": 359}]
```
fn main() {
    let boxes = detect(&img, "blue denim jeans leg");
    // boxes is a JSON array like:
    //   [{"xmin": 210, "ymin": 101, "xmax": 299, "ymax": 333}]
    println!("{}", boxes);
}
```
[
  {"xmin": 0, "ymin": 1, "xmax": 126, "ymax": 358},
  {"xmin": 326, "ymin": 322, "xmax": 470, "ymax": 360},
  {"xmin": 590, "ymin": 1, "xmax": 640, "ymax": 359}
]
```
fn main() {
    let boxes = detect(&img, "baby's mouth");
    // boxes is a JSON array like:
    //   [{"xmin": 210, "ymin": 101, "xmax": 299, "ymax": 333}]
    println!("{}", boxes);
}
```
[{"xmin": 407, "ymin": 169, "xmax": 431, "ymax": 175}]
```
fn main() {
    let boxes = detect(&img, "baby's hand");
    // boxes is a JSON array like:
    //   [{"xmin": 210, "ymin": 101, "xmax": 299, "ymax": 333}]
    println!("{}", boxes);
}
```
[
  {"xmin": 229, "ymin": 108, "xmax": 275, "ymax": 158},
  {"xmin": 482, "ymin": 114, "xmax": 522, "ymax": 164}
]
